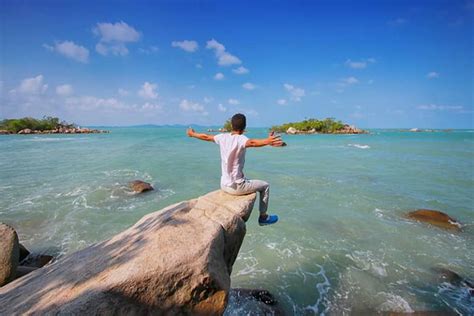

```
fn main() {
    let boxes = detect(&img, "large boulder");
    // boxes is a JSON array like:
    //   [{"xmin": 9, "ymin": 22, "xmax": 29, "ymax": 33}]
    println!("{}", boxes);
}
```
[
  {"xmin": 129, "ymin": 180, "xmax": 154, "ymax": 193},
  {"xmin": 17, "ymin": 129, "xmax": 32, "ymax": 134},
  {"xmin": 0, "ymin": 223, "xmax": 19, "ymax": 287},
  {"xmin": 0, "ymin": 190, "xmax": 256, "ymax": 315},
  {"xmin": 406, "ymin": 209, "xmax": 461, "ymax": 231},
  {"xmin": 286, "ymin": 127, "xmax": 297, "ymax": 134}
]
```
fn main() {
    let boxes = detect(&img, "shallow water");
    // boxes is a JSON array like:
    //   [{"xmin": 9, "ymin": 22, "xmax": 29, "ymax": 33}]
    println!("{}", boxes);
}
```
[{"xmin": 1, "ymin": 128, "xmax": 473, "ymax": 314}]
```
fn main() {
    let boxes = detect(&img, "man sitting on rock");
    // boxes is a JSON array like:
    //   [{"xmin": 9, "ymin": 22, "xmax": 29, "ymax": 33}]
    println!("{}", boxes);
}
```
[{"xmin": 187, "ymin": 113, "xmax": 283, "ymax": 225}]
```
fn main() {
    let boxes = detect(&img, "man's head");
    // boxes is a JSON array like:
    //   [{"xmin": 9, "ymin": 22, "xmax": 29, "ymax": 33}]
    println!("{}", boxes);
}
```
[{"xmin": 231, "ymin": 113, "xmax": 246, "ymax": 133}]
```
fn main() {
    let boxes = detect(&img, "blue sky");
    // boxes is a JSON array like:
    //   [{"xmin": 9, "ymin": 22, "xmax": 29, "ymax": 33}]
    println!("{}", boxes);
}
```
[{"xmin": 1, "ymin": 0, "xmax": 473, "ymax": 128}]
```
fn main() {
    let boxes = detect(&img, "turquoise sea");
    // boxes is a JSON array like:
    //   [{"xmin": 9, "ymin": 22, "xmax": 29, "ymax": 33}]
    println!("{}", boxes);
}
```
[{"xmin": 1, "ymin": 127, "xmax": 473, "ymax": 314}]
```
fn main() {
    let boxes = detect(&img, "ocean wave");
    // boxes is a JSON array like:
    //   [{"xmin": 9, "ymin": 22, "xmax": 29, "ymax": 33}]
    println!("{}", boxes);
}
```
[
  {"xmin": 346, "ymin": 250, "xmax": 388, "ymax": 277},
  {"xmin": 348, "ymin": 143, "xmax": 370, "ymax": 149},
  {"xmin": 29, "ymin": 137, "xmax": 86, "ymax": 142}
]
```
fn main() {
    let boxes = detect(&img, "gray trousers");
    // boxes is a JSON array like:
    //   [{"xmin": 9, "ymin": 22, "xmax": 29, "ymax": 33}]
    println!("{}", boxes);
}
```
[{"xmin": 221, "ymin": 179, "xmax": 269, "ymax": 214}]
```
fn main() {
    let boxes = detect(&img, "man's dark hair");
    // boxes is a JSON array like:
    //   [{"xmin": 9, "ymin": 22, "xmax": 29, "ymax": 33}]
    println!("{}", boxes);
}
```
[{"xmin": 231, "ymin": 113, "xmax": 246, "ymax": 132}]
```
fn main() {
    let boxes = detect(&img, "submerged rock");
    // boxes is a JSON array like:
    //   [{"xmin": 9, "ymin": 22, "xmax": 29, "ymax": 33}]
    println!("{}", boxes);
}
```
[
  {"xmin": 432, "ymin": 267, "xmax": 474, "ymax": 295},
  {"xmin": 0, "ymin": 190, "xmax": 257, "ymax": 315},
  {"xmin": 129, "ymin": 180, "xmax": 154, "ymax": 193},
  {"xmin": 0, "ymin": 223, "xmax": 19, "ymax": 287},
  {"xmin": 227, "ymin": 288, "xmax": 284, "ymax": 315},
  {"xmin": 406, "ymin": 209, "xmax": 461, "ymax": 231}
]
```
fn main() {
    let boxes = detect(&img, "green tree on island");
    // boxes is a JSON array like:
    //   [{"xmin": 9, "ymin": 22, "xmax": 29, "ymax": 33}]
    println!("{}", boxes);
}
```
[
  {"xmin": 271, "ymin": 118, "xmax": 345, "ymax": 133},
  {"xmin": 0, "ymin": 116, "xmax": 75, "ymax": 133},
  {"xmin": 223, "ymin": 119, "xmax": 232, "ymax": 132}
]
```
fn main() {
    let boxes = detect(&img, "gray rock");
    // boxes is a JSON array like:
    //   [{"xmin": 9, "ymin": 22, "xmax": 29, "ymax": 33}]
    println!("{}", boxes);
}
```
[
  {"xmin": 0, "ymin": 223, "xmax": 19, "ymax": 287},
  {"xmin": 0, "ymin": 190, "xmax": 256, "ymax": 315}
]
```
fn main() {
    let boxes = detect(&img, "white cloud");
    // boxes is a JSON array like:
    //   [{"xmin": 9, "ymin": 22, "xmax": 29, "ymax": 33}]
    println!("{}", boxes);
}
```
[
  {"xmin": 138, "ymin": 82, "xmax": 158, "ymax": 99},
  {"xmin": 368, "ymin": 79, "xmax": 374, "ymax": 84},
  {"xmin": 138, "ymin": 46, "xmax": 159, "ymax": 54},
  {"xmin": 242, "ymin": 82, "xmax": 256, "ymax": 90},
  {"xmin": 140, "ymin": 102, "xmax": 162, "ymax": 112},
  {"xmin": 417, "ymin": 104, "xmax": 463, "ymax": 111},
  {"xmin": 232, "ymin": 66, "xmax": 249, "ymax": 74},
  {"xmin": 228, "ymin": 98, "xmax": 240, "ymax": 105},
  {"xmin": 44, "ymin": 41, "xmax": 89, "ymax": 63},
  {"xmin": 214, "ymin": 72, "xmax": 225, "ymax": 80},
  {"xmin": 283, "ymin": 83, "xmax": 305, "ymax": 102},
  {"xmin": 118, "ymin": 88, "xmax": 129, "ymax": 96},
  {"xmin": 345, "ymin": 57, "xmax": 376, "ymax": 69},
  {"xmin": 203, "ymin": 96, "xmax": 213, "ymax": 103},
  {"xmin": 427, "ymin": 71, "xmax": 439, "ymax": 79},
  {"xmin": 179, "ymin": 99, "xmax": 206, "ymax": 114},
  {"xmin": 56, "ymin": 84, "xmax": 73, "ymax": 96},
  {"xmin": 218, "ymin": 103, "xmax": 227, "ymax": 112},
  {"xmin": 17, "ymin": 75, "xmax": 48, "ymax": 94},
  {"xmin": 341, "ymin": 77, "xmax": 359, "ymax": 85},
  {"xmin": 345, "ymin": 60, "xmax": 367, "ymax": 69},
  {"xmin": 65, "ymin": 96, "xmax": 129, "ymax": 111},
  {"xmin": 171, "ymin": 40, "xmax": 198, "ymax": 52},
  {"xmin": 195, "ymin": 63, "xmax": 203, "ymax": 69},
  {"xmin": 93, "ymin": 21, "xmax": 141, "ymax": 56},
  {"xmin": 93, "ymin": 21, "xmax": 140, "ymax": 42},
  {"xmin": 277, "ymin": 99, "xmax": 287, "ymax": 105},
  {"xmin": 206, "ymin": 39, "xmax": 242, "ymax": 66}
]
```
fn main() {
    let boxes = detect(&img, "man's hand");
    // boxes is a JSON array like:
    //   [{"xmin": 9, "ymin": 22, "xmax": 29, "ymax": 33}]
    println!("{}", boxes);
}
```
[
  {"xmin": 267, "ymin": 131, "xmax": 284, "ymax": 147},
  {"xmin": 187, "ymin": 128, "xmax": 195, "ymax": 137},
  {"xmin": 245, "ymin": 131, "xmax": 286, "ymax": 147}
]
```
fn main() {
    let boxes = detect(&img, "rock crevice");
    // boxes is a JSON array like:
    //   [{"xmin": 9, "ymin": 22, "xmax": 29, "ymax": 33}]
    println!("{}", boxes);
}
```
[{"xmin": 0, "ymin": 190, "xmax": 256, "ymax": 315}]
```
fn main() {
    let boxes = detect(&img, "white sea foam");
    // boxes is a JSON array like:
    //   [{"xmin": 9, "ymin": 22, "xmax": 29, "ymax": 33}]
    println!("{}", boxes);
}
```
[
  {"xmin": 348, "ymin": 143, "xmax": 370, "ymax": 149},
  {"xmin": 376, "ymin": 292, "xmax": 414, "ymax": 313},
  {"xmin": 346, "ymin": 250, "xmax": 388, "ymax": 277}
]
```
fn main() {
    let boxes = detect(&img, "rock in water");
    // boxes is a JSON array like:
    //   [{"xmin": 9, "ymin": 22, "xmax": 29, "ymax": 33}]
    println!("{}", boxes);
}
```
[
  {"xmin": 0, "ymin": 223, "xmax": 19, "ymax": 287},
  {"xmin": 129, "ymin": 180, "xmax": 154, "ymax": 193},
  {"xmin": 227, "ymin": 288, "xmax": 284, "ymax": 315},
  {"xmin": 406, "ymin": 209, "xmax": 461, "ymax": 231},
  {"xmin": 0, "ymin": 190, "xmax": 256, "ymax": 315}
]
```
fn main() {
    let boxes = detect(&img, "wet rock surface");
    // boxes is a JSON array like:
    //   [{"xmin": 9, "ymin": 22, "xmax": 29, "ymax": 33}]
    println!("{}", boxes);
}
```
[{"xmin": 406, "ymin": 209, "xmax": 461, "ymax": 231}]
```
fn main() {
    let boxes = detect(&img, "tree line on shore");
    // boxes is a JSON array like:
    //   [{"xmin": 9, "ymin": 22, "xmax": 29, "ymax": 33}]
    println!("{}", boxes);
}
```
[{"xmin": 0, "ymin": 117, "xmax": 108, "ymax": 134}]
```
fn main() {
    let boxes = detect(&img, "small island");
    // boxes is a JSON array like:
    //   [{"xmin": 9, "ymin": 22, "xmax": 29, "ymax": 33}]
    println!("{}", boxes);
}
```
[
  {"xmin": 0, "ymin": 117, "xmax": 109, "ymax": 135},
  {"xmin": 271, "ymin": 118, "xmax": 367, "ymax": 134}
]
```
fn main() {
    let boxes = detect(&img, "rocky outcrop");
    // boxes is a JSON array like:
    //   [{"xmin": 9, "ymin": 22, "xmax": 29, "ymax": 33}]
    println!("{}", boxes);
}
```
[
  {"xmin": 0, "ymin": 223, "xmax": 19, "ymax": 286},
  {"xmin": 17, "ymin": 128, "xmax": 32, "ymax": 134},
  {"xmin": 129, "ymin": 180, "xmax": 154, "ymax": 193},
  {"xmin": 406, "ymin": 209, "xmax": 461, "ymax": 231},
  {"xmin": 0, "ymin": 190, "xmax": 257, "ymax": 315},
  {"xmin": 285, "ymin": 124, "xmax": 367, "ymax": 135}
]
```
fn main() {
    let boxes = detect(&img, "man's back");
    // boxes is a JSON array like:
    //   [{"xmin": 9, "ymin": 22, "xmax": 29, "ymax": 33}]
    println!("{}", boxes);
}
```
[{"xmin": 214, "ymin": 133, "xmax": 249, "ymax": 187}]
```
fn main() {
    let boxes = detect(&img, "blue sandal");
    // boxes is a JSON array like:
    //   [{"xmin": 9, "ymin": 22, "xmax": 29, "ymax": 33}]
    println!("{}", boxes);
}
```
[{"xmin": 259, "ymin": 214, "xmax": 279, "ymax": 226}]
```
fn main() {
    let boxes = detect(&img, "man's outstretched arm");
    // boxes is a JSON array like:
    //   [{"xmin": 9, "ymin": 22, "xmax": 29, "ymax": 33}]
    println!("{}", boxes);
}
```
[
  {"xmin": 187, "ymin": 128, "xmax": 215, "ymax": 142},
  {"xmin": 246, "ymin": 132, "xmax": 284, "ymax": 148}
]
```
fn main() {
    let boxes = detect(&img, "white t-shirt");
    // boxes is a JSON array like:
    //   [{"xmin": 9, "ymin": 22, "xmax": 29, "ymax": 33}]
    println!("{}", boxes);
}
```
[{"xmin": 214, "ymin": 133, "xmax": 249, "ymax": 187}]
